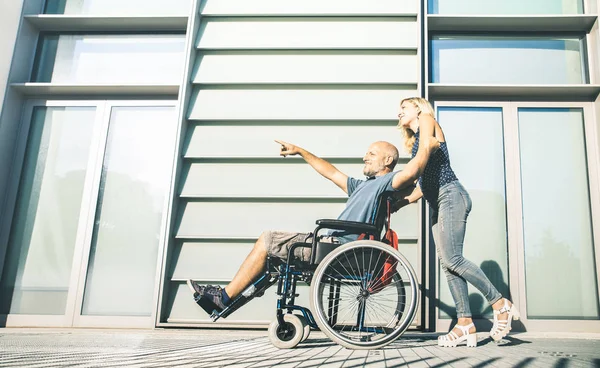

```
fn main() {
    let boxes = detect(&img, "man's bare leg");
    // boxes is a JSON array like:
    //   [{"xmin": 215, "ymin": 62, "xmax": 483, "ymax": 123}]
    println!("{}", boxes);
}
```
[{"xmin": 224, "ymin": 232, "xmax": 268, "ymax": 299}]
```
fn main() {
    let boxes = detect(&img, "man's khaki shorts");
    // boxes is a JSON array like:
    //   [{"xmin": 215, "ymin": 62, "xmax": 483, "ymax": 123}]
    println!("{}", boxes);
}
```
[{"xmin": 263, "ymin": 231, "xmax": 339, "ymax": 262}]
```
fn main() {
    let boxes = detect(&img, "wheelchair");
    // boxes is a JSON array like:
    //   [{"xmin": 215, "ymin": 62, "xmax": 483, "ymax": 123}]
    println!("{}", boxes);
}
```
[{"xmin": 195, "ymin": 188, "xmax": 419, "ymax": 350}]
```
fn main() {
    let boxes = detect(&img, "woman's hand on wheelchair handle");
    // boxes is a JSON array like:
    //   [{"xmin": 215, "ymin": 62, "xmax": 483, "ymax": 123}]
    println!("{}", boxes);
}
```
[{"xmin": 404, "ymin": 185, "xmax": 423, "ymax": 204}]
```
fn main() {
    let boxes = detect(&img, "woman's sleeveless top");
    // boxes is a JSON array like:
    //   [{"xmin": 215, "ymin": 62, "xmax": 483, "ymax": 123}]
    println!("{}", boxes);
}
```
[{"xmin": 411, "ymin": 130, "xmax": 458, "ymax": 205}]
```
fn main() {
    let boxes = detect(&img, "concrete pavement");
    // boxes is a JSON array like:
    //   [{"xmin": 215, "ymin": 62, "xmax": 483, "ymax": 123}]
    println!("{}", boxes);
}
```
[{"xmin": 0, "ymin": 328, "xmax": 599, "ymax": 367}]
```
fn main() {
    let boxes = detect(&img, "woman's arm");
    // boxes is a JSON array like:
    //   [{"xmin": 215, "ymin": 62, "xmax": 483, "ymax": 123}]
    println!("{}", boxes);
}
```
[
  {"xmin": 405, "ymin": 184, "xmax": 423, "ymax": 203},
  {"xmin": 392, "ymin": 114, "xmax": 439, "ymax": 190},
  {"xmin": 413, "ymin": 113, "xmax": 436, "ymax": 179}
]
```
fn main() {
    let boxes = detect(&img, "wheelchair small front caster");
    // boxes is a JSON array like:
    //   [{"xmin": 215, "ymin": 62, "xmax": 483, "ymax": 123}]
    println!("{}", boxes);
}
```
[
  {"xmin": 296, "ymin": 315, "xmax": 311, "ymax": 342},
  {"xmin": 268, "ymin": 314, "xmax": 305, "ymax": 349}
]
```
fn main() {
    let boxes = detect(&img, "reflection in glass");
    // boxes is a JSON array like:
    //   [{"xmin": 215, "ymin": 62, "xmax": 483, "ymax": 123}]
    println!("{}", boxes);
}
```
[
  {"xmin": 519, "ymin": 108, "xmax": 598, "ymax": 319},
  {"xmin": 436, "ymin": 107, "xmax": 509, "ymax": 319},
  {"xmin": 431, "ymin": 37, "xmax": 584, "ymax": 84},
  {"xmin": 81, "ymin": 106, "xmax": 177, "ymax": 316},
  {"xmin": 44, "ymin": 0, "xmax": 191, "ymax": 15},
  {"xmin": 0, "ymin": 107, "xmax": 96, "ymax": 315},
  {"xmin": 429, "ymin": 0, "xmax": 583, "ymax": 14},
  {"xmin": 32, "ymin": 34, "xmax": 186, "ymax": 84}
]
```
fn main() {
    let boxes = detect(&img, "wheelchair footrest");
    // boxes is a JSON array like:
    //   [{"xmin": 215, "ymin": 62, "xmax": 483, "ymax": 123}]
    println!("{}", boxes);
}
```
[
  {"xmin": 213, "ymin": 274, "xmax": 278, "ymax": 321},
  {"xmin": 194, "ymin": 296, "xmax": 224, "ymax": 319},
  {"xmin": 218, "ymin": 294, "xmax": 252, "ymax": 320}
]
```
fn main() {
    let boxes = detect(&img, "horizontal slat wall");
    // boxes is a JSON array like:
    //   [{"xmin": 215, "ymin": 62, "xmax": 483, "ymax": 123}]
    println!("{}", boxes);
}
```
[
  {"xmin": 181, "ymin": 162, "xmax": 373, "ymax": 197},
  {"xmin": 192, "ymin": 51, "xmax": 418, "ymax": 84},
  {"xmin": 184, "ymin": 123, "xmax": 410, "ymax": 158},
  {"xmin": 199, "ymin": 0, "xmax": 419, "ymax": 15},
  {"xmin": 176, "ymin": 201, "xmax": 419, "ymax": 238},
  {"xmin": 197, "ymin": 17, "xmax": 417, "ymax": 49},
  {"xmin": 164, "ymin": 1, "xmax": 422, "ymax": 326},
  {"xmin": 188, "ymin": 88, "xmax": 417, "ymax": 120}
]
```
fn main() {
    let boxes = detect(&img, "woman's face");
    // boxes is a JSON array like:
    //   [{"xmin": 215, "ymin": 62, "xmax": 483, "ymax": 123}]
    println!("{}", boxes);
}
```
[{"xmin": 397, "ymin": 101, "xmax": 419, "ymax": 129}]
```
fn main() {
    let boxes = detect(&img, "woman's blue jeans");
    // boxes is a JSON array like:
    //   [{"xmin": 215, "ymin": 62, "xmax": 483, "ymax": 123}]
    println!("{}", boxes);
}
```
[{"xmin": 431, "ymin": 180, "xmax": 502, "ymax": 318}]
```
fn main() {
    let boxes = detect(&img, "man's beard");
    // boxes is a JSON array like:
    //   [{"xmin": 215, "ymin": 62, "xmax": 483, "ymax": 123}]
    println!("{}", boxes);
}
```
[{"xmin": 363, "ymin": 162, "xmax": 385, "ymax": 177}]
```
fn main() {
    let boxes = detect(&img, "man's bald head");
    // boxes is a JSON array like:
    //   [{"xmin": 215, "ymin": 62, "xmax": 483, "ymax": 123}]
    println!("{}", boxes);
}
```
[
  {"xmin": 373, "ymin": 141, "xmax": 399, "ymax": 170},
  {"xmin": 363, "ymin": 141, "xmax": 400, "ymax": 177}
]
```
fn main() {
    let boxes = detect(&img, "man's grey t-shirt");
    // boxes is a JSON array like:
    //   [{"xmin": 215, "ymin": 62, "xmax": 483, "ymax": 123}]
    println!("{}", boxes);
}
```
[{"xmin": 330, "ymin": 172, "xmax": 396, "ymax": 243}]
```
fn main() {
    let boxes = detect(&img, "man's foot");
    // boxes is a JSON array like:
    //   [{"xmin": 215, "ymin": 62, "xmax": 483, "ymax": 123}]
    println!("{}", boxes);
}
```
[
  {"xmin": 186, "ymin": 280, "xmax": 228, "ymax": 315},
  {"xmin": 186, "ymin": 279, "xmax": 204, "ymax": 297}
]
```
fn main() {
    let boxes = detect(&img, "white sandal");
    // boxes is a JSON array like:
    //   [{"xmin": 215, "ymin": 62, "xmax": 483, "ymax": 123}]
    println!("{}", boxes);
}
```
[
  {"xmin": 490, "ymin": 299, "xmax": 520, "ymax": 341},
  {"xmin": 438, "ymin": 323, "xmax": 477, "ymax": 348}
]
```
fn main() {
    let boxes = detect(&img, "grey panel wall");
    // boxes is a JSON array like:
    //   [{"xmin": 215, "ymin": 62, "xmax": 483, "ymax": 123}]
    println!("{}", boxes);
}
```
[
  {"xmin": 162, "ymin": 0, "xmax": 422, "ymax": 326},
  {"xmin": 0, "ymin": 0, "xmax": 24, "ymax": 111},
  {"xmin": 0, "ymin": 0, "xmax": 42, "ymax": 281},
  {"xmin": 0, "ymin": 0, "xmax": 24, "ymax": 275}
]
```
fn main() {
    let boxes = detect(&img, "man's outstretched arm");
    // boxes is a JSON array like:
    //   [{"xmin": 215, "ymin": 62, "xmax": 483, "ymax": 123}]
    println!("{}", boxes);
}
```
[
  {"xmin": 276, "ymin": 140, "xmax": 349, "ymax": 194},
  {"xmin": 392, "ymin": 114, "xmax": 439, "ymax": 190}
]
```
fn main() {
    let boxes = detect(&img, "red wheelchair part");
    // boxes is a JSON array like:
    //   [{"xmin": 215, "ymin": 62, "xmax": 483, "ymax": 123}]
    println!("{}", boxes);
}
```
[{"xmin": 357, "ymin": 198, "xmax": 400, "ymax": 294}]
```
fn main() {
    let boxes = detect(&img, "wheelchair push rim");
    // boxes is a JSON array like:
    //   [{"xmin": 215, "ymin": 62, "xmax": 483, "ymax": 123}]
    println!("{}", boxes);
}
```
[{"xmin": 309, "ymin": 240, "xmax": 419, "ymax": 350}]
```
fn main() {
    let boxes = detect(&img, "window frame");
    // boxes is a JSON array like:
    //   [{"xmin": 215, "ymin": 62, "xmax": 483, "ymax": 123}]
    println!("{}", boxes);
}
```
[{"xmin": 431, "ymin": 100, "xmax": 600, "ymax": 333}]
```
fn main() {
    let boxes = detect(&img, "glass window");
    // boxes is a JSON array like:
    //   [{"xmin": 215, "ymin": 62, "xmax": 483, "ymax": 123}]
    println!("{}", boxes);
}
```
[
  {"xmin": 44, "ymin": 0, "xmax": 192, "ymax": 16},
  {"xmin": 0, "ymin": 106, "xmax": 96, "ymax": 315},
  {"xmin": 81, "ymin": 106, "xmax": 177, "ymax": 316},
  {"xmin": 429, "ymin": 0, "xmax": 583, "ymax": 15},
  {"xmin": 32, "ymin": 34, "xmax": 186, "ymax": 84},
  {"xmin": 518, "ymin": 108, "xmax": 598, "ymax": 319},
  {"xmin": 431, "ymin": 37, "xmax": 585, "ymax": 84},
  {"xmin": 428, "ymin": 0, "xmax": 583, "ymax": 15},
  {"xmin": 436, "ymin": 107, "xmax": 509, "ymax": 319}
]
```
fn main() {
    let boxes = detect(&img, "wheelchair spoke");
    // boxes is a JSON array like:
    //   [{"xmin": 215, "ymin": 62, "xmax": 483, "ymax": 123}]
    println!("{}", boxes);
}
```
[
  {"xmin": 369, "ymin": 299, "xmax": 406, "ymax": 311},
  {"xmin": 361, "ymin": 247, "xmax": 366, "ymax": 285},
  {"xmin": 365, "ymin": 249, "xmax": 385, "ymax": 290},
  {"xmin": 371, "ymin": 276, "xmax": 411, "ymax": 291},
  {"xmin": 326, "ymin": 261, "xmax": 362, "ymax": 287},
  {"xmin": 369, "ymin": 293, "xmax": 399, "ymax": 315},
  {"xmin": 327, "ymin": 259, "xmax": 363, "ymax": 291},
  {"xmin": 368, "ymin": 267, "xmax": 408, "ymax": 291},
  {"xmin": 366, "ymin": 247, "xmax": 374, "ymax": 288},
  {"xmin": 328, "ymin": 289, "xmax": 359, "ymax": 302},
  {"xmin": 365, "ymin": 302, "xmax": 390, "ymax": 335},
  {"xmin": 352, "ymin": 249, "xmax": 365, "ymax": 288},
  {"xmin": 369, "ymin": 298, "xmax": 400, "ymax": 321},
  {"xmin": 322, "ymin": 272, "xmax": 361, "ymax": 299},
  {"xmin": 342, "ymin": 251, "xmax": 362, "ymax": 283},
  {"xmin": 369, "ymin": 294, "xmax": 406, "ymax": 304},
  {"xmin": 327, "ymin": 259, "xmax": 355, "ymax": 279},
  {"xmin": 322, "ymin": 269, "xmax": 359, "ymax": 289},
  {"xmin": 330, "ymin": 298, "xmax": 360, "ymax": 332}
]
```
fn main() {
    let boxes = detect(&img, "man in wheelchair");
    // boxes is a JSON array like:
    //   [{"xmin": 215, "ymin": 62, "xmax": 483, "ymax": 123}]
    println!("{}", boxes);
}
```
[{"xmin": 187, "ymin": 138, "xmax": 438, "ymax": 317}]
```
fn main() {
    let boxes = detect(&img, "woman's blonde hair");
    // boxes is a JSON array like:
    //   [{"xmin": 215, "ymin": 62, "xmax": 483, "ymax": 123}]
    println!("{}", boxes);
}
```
[{"xmin": 398, "ymin": 97, "xmax": 436, "ymax": 153}]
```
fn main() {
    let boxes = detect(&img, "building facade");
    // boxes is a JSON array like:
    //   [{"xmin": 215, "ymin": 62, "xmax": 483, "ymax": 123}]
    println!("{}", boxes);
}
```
[{"xmin": 0, "ymin": 0, "xmax": 598, "ymax": 333}]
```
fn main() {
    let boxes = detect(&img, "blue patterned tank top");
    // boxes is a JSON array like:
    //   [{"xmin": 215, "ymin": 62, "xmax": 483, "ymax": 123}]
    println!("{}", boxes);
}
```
[{"xmin": 411, "ymin": 130, "xmax": 458, "ymax": 206}]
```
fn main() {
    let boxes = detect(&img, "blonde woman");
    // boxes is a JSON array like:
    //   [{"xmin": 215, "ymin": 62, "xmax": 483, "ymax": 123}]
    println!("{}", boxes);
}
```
[{"xmin": 398, "ymin": 97, "xmax": 519, "ymax": 347}]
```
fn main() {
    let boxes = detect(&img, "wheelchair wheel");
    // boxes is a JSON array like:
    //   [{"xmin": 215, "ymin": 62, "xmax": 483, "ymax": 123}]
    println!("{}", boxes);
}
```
[
  {"xmin": 297, "ymin": 315, "xmax": 311, "ymax": 342},
  {"xmin": 309, "ymin": 240, "xmax": 418, "ymax": 350},
  {"xmin": 268, "ymin": 314, "xmax": 304, "ymax": 349}
]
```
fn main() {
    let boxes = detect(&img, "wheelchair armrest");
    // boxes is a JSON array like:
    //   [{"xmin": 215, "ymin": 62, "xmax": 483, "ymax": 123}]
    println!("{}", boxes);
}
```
[{"xmin": 315, "ymin": 219, "xmax": 378, "ymax": 235}]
